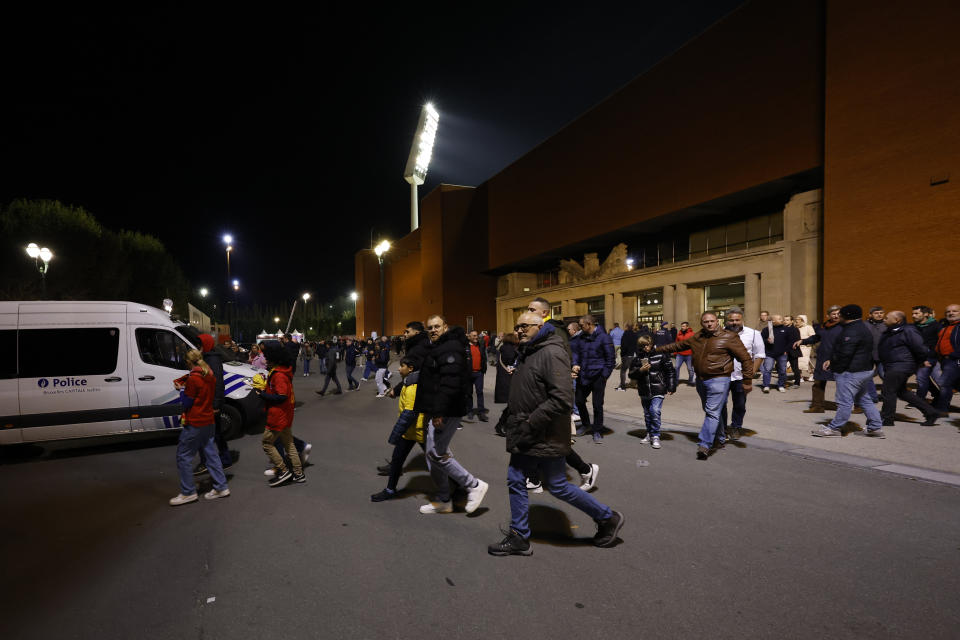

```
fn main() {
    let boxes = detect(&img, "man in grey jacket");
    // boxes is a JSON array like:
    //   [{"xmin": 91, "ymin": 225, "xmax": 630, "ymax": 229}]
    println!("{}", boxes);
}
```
[{"xmin": 488, "ymin": 312, "xmax": 624, "ymax": 557}]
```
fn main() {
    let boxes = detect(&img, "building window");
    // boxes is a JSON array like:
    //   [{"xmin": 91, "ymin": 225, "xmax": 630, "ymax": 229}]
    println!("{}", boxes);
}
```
[
  {"xmin": 551, "ymin": 304, "xmax": 563, "ymax": 319},
  {"xmin": 704, "ymin": 281, "xmax": 745, "ymax": 321},
  {"xmin": 537, "ymin": 270, "xmax": 559, "ymax": 288},
  {"xmin": 688, "ymin": 212, "xmax": 783, "ymax": 259},
  {"xmin": 636, "ymin": 288, "xmax": 664, "ymax": 327}
]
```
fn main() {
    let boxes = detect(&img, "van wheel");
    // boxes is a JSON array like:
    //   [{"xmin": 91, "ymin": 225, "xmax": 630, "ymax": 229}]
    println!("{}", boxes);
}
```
[{"xmin": 219, "ymin": 404, "xmax": 243, "ymax": 440}]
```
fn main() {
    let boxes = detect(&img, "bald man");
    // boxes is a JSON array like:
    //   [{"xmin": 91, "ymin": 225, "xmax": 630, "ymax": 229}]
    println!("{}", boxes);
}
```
[
  {"xmin": 934, "ymin": 304, "xmax": 960, "ymax": 413},
  {"xmin": 877, "ymin": 310, "xmax": 943, "ymax": 426}
]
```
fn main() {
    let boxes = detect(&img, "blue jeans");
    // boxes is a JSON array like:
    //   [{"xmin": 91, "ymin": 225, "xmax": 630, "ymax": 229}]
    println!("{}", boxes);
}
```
[
  {"xmin": 507, "ymin": 454, "xmax": 612, "ymax": 539},
  {"xmin": 718, "ymin": 379, "xmax": 748, "ymax": 438},
  {"xmin": 916, "ymin": 361, "xmax": 941, "ymax": 401},
  {"xmin": 762, "ymin": 354, "xmax": 788, "ymax": 388},
  {"xmin": 863, "ymin": 364, "xmax": 881, "ymax": 403},
  {"xmin": 345, "ymin": 366, "xmax": 358, "ymax": 388},
  {"xmin": 641, "ymin": 396, "xmax": 663, "ymax": 436},
  {"xmin": 695, "ymin": 377, "xmax": 731, "ymax": 448},
  {"xmin": 829, "ymin": 370, "xmax": 882, "ymax": 430},
  {"xmin": 363, "ymin": 360, "xmax": 376, "ymax": 380},
  {"xmin": 467, "ymin": 371, "xmax": 485, "ymax": 414},
  {"xmin": 935, "ymin": 358, "xmax": 960, "ymax": 412},
  {"xmin": 303, "ymin": 358, "xmax": 311, "ymax": 375},
  {"xmin": 177, "ymin": 424, "xmax": 227, "ymax": 495},
  {"xmin": 674, "ymin": 354, "xmax": 695, "ymax": 383}
]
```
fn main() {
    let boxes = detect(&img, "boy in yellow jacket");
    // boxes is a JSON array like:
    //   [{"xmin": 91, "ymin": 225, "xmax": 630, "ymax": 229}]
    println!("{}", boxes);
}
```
[{"xmin": 371, "ymin": 356, "xmax": 425, "ymax": 502}]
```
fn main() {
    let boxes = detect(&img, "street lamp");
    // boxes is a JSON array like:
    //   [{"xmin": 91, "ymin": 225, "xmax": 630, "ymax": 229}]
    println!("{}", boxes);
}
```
[
  {"xmin": 403, "ymin": 103, "xmax": 439, "ymax": 232},
  {"xmin": 374, "ymin": 240, "xmax": 391, "ymax": 337},
  {"xmin": 301, "ymin": 293, "xmax": 311, "ymax": 334},
  {"xmin": 25, "ymin": 242, "xmax": 54, "ymax": 295},
  {"xmin": 350, "ymin": 291, "xmax": 358, "ymax": 334}
]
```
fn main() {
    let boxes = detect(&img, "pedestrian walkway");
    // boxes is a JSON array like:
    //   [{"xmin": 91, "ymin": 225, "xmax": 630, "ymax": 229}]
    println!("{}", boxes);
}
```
[{"xmin": 483, "ymin": 372, "xmax": 960, "ymax": 477}]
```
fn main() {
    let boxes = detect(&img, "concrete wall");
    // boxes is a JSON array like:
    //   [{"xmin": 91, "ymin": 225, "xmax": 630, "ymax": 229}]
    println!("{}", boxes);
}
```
[
  {"xmin": 824, "ymin": 0, "xmax": 960, "ymax": 315},
  {"xmin": 485, "ymin": 0, "xmax": 824, "ymax": 270}
]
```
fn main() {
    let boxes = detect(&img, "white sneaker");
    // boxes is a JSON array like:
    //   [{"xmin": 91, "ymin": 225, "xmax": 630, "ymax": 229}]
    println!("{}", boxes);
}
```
[
  {"xmin": 651, "ymin": 436, "xmax": 661, "ymax": 449},
  {"xmin": 204, "ymin": 488, "xmax": 230, "ymax": 500},
  {"xmin": 762, "ymin": 387, "xmax": 770, "ymax": 393},
  {"xmin": 376, "ymin": 392, "xmax": 387, "ymax": 398},
  {"xmin": 465, "ymin": 480, "xmax": 489, "ymax": 513},
  {"xmin": 526, "ymin": 478, "xmax": 544, "ymax": 494},
  {"xmin": 169, "ymin": 493, "xmax": 198, "ymax": 506},
  {"xmin": 302, "ymin": 443, "xmax": 312, "ymax": 464},
  {"xmin": 419, "ymin": 501, "xmax": 453, "ymax": 514},
  {"xmin": 579, "ymin": 463, "xmax": 600, "ymax": 491},
  {"xmin": 778, "ymin": 387, "xmax": 786, "ymax": 393},
  {"xmin": 639, "ymin": 435, "xmax": 650, "ymax": 444}
]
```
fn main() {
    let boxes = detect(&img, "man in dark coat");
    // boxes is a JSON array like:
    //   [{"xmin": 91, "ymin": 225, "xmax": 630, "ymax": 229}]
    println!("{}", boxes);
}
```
[
  {"xmin": 811, "ymin": 305, "xmax": 884, "ymax": 438},
  {"xmin": 617, "ymin": 322, "xmax": 638, "ymax": 390},
  {"xmin": 877, "ymin": 311, "xmax": 942, "ymax": 426},
  {"xmin": 796, "ymin": 305, "xmax": 843, "ymax": 413},
  {"xmin": 194, "ymin": 333, "xmax": 232, "ymax": 474},
  {"xmin": 343, "ymin": 338, "xmax": 360, "ymax": 390},
  {"xmin": 571, "ymin": 314, "xmax": 615, "ymax": 443},
  {"xmin": 412, "ymin": 315, "xmax": 488, "ymax": 515},
  {"xmin": 315, "ymin": 340, "xmax": 343, "ymax": 396},
  {"xmin": 488, "ymin": 312, "xmax": 624, "ymax": 557},
  {"xmin": 281, "ymin": 333, "xmax": 300, "ymax": 375}
]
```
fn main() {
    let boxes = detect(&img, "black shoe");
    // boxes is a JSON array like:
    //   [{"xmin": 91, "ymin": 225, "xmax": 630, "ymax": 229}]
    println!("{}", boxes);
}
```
[
  {"xmin": 269, "ymin": 469, "xmax": 293, "ymax": 487},
  {"xmin": 696, "ymin": 446, "xmax": 709, "ymax": 460},
  {"xmin": 292, "ymin": 472, "xmax": 306, "ymax": 483},
  {"xmin": 494, "ymin": 425, "xmax": 506, "ymax": 437},
  {"xmin": 478, "ymin": 413, "xmax": 489, "ymax": 422},
  {"xmin": 192, "ymin": 464, "xmax": 208, "ymax": 477},
  {"xmin": 371, "ymin": 489, "xmax": 397, "ymax": 502},
  {"xmin": 488, "ymin": 528, "xmax": 533, "ymax": 556},
  {"xmin": 333, "ymin": 390, "xmax": 342, "ymax": 395},
  {"xmin": 593, "ymin": 510, "xmax": 625, "ymax": 547},
  {"xmin": 728, "ymin": 427, "xmax": 742, "ymax": 441},
  {"xmin": 920, "ymin": 416, "xmax": 938, "ymax": 426},
  {"xmin": 315, "ymin": 390, "xmax": 325, "ymax": 396},
  {"xmin": 881, "ymin": 420, "xmax": 894, "ymax": 427}
]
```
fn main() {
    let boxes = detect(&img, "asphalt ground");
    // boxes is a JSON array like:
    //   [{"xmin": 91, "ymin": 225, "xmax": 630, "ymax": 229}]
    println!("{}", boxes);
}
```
[{"xmin": 2, "ymin": 372, "xmax": 960, "ymax": 640}]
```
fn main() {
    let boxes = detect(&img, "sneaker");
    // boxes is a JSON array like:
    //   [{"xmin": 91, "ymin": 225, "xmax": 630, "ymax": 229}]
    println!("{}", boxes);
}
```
[
  {"xmin": 639, "ymin": 435, "xmax": 650, "ymax": 444},
  {"xmin": 580, "ymin": 463, "xmax": 600, "ymax": 491},
  {"xmin": 169, "ymin": 493, "xmax": 198, "ymax": 506},
  {"xmin": 302, "ymin": 443, "xmax": 312, "ymax": 464},
  {"xmin": 314, "ymin": 390, "xmax": 325, "ymax": 396},
  {"xmin": 370, "ymin": 488, "xmax": 397, "ymax": 502},
  {"xmin": 852, "ymin": 407, "xmax": 864, "ymax": 414},
  {"xmin": 292, "ymin": 472, "xmax": 306, "ymax": 483},
  {"xmin": 269, "ymin": 469, "xmax": 293, "ymax": 487},
  {"xmin": 264, "ymin": 467, "xmax": 278, "ymax": 477},
  {"xmin": 526, "ymin": 478, "xmax": 544, "ymax": 494},
  {"xmin": 593, "ymin": 510, "xmax": 625, "ymax": 547},
  {"xmin": 478, "ymin": 413, "xmax": 489, "ymax": 422},
  {"xmin": 728, "ymin": 426, "xmax": 742, "ymax": 441},
  {"xmin": 593, "ymin": 432, "xmax": 603, "ymax": 444},
  {"xmin": 376, "ymin": 392, "xmax": 387, "ymax": 398},
  {"xmin": 696, "ymin": 446, "xmax": 709, "ymax": 460},
  {"xmin": 192, "ymin": 464, "xmax": 208, "ymax": 477},
  {"xmin": 204, "ymin": 488, "xmax": 230, "ymax": 500},
  {"xmin": 419, "ymin": 500, "xmax": 453, "ymax": 514},
  {"xmin": 488, "ymin": 528, "xmax": 533, "ymax": 556},
  {"xmin": 864, "ymin": 429, "xmax": 886, "ymax": 438},
  {"xmin": 575, "ymin": 426, "xmax": 588, "ymax": 437},
  {"xmin": 778, "ymin": 387, "xmax": 786, "ymax": 393},
  {"xmin": 811, "ymin": 426, "xmax": 842, "ymax": 437},
  {"xmin": 762, "ymin": 387, "xmax": 770, "ymax": 394},
  {"xmin": 651, "ymin": 436, "xmax": 661, "ymax": 449},
  {"xmin": 465, "ymin": 480, "xmax": 489, "ymax": 513},
  {"xmin": 881, "ymin": 420, "xmax": 894, "ymax": 427}
]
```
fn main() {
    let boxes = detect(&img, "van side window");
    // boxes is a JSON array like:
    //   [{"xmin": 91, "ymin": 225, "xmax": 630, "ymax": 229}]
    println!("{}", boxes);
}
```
[
  {"xmin": 0, "ymin": 330, "xmax": 16, "ymax": 379},
  {"xmin": 18, "ymin": 328, "xmax": 120, "ymax": 378},
  {"xmin": 136, "ymin": 329, "xmax": 189, "ymax": 370}
]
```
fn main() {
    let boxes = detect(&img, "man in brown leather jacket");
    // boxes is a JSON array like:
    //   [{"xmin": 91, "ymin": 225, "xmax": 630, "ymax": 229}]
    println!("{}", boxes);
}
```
[{"xmin": 656, "ymin": 312, "xmax": 754, "ymax": 460}]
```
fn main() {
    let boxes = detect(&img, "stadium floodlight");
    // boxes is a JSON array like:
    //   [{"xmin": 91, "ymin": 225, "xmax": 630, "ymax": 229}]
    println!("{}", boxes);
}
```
[{"xmin": 403, "ymin": 103, "xmax": 440, "ymax": 232}]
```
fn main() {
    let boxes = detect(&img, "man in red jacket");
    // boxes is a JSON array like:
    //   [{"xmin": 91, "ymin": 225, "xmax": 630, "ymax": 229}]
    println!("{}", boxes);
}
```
[
  {"xmin": 674, "ymin": 322, "xmax": 696, "ymax": 386},
  {"xmin": 258, "ymin": 343, "xmax": 304, "ymax": 487}
]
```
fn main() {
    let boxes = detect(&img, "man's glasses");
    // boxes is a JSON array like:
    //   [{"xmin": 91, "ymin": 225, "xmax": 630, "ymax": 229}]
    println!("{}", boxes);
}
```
[{"xmin": 515, "ymin": 323, "xmax": 539, "ymax": 332}]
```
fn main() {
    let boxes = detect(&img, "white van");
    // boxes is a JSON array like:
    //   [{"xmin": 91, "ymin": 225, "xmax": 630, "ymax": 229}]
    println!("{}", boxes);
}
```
[{"xmin": 0, "ymin": 301, "xmax": 265, "ymax": 445}]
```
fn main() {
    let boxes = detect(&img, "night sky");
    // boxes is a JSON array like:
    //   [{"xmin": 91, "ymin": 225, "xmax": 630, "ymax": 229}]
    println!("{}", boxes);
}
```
[{"xmin": 1, "ymin": 2, "xmax": 743, "ymax": 305}]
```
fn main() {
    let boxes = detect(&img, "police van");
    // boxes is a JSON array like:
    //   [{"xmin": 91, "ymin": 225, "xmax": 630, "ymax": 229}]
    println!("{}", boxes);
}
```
[{"xmin": 0, "ymin": 301, "xmax": 265, "ymax": 445}]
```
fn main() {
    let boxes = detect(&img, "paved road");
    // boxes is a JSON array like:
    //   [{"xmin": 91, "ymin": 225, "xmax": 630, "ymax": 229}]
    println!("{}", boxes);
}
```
[{"xmin": 2, "ymin": 374, "xmax": 959, "ymax": 640}]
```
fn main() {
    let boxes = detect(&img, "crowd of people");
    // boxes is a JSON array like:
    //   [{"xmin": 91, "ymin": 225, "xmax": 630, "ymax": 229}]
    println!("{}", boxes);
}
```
[{"xmin": 168, "ymin": 297, "xmax": 959, "ymax": 556}]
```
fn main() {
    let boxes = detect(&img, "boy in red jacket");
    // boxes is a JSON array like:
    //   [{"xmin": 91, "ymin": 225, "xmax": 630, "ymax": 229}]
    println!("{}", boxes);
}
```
[{"xmin": 258, "ymin": 343, "xmax": 304, "ymax": 486}]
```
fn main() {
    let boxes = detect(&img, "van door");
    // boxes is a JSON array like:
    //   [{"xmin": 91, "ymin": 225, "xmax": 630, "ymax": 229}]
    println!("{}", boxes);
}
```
[
  {"xmin": 0, "ymin": 313, "xmax": 20, "ymax": 445},
  {"xmin": 130, "ymin": 326, "xmax": 190, "ymax": 431},
  {"xmin": 17, "ymin": 303, "xmax": 131, "ymax": 441}
]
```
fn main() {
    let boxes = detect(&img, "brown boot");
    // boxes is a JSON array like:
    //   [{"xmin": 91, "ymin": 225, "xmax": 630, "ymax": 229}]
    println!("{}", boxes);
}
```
[{"xmin": 804, "ymin": 382, "xmax": 825, "ymax": 413}]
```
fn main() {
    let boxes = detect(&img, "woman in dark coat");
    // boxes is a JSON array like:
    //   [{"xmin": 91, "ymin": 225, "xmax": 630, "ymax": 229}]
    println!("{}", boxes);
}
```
[{"xmin": 495, "ymin": 332, "xmax": 520, "ymax": 404}]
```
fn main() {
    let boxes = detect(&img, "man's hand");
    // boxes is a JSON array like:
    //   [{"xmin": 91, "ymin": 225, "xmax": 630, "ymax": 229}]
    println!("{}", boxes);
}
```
[
  {"xmin": 924, "ymin": 361, "xmax": 933, "ymax": 367},
  {"xmin": 667, "ymin": 390, "xmax": 675, "ymax": 395},
  {"xmin": 792, "ymin": 340, "xmax": 803, "ymax": 349},
  {"xmin": 822, "ymin": 360, "xmax": 830, "ymax": 371},
  {"xmin": 432, "ymin": 417, "xmax": 445, "ymax": 429},
  {"xmin": 572, "ymin": 365, "xmax": 581, "ymax": 374}
]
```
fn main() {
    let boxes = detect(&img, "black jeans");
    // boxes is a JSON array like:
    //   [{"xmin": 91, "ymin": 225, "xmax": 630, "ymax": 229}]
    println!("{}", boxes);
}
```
[
  {"xmin": 345, "ymin": 366, "xmax": 358, "ymax": 389},
  {"xmin": 619, "ymin": 355, "xmax": 634, "ymax": 388},
  {"xmin": 788, "ymin": 353, "xmax": 801, "ymax": 385},
  {"xmin": 880, "ymin": 368, "xmax": 938, "ymax": 422},
  {"xmin": 387, "ymin": 439, "xmax": 425, "ymax": 492},
  {"xmin": 320, "ymin": 369, "xmax": 342, "ymax": 393},
  {"xmin": 575, "ymin": 375, "xmax": 607, "ymax": 434}
]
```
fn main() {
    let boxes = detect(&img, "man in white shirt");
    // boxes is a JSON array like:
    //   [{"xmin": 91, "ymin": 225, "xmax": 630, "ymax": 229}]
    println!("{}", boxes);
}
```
[{"xmin": 718, "ymin": 307, "xmax": 766, "ymax": 442}]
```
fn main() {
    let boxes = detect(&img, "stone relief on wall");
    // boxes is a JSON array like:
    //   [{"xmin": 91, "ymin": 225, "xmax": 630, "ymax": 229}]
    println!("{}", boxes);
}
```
[{"xmin": 557, "ymin": 243, "xmax": 629, "ymax": 283}]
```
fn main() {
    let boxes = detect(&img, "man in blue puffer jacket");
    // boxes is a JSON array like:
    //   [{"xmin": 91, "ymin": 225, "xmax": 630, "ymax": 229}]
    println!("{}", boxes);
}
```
[{"xmin": 571, "ymin": 314, "xmax": 615, "ymax": 443}]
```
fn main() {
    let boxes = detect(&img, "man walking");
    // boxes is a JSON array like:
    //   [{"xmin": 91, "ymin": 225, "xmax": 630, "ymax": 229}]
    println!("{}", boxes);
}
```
[
  {"xmin": 315, "ymin": 340, "xmax": 343, "ymax": 396},
  {"xmin": 343, "ymin": 337, "xmax": 360, "ymax": 390},
  {"xmin": 795, "ymin": 306, "xmax": 843, "ymax": 413},
  {"xmin": 810, "ymin": 305, "xmax": 885, "ymax": 438},
  {"xmin": 571, "ymin": 314, "xmax": 615, "ymax": 443},
  {"xmin": 413, "ymin": 315, "xmax": 488, "ymax": 515},
  {"xmin": 760, "ymin": 315, "xmax": 799, "ymax": 393},
  {"xmin": 617, "ymin": 322, "xmax": 638, "ymax": 390},
  {"xmin": 877, "ymin": 311, "xmax": 942, "ymax": 426},
  {"xmin": 488, "ymin": 312, "xmax": 624, "ymax": 556},
  {"xmin": 656, "ymin": 312, "xmax": 754, "ymax": 460},
  {"xmin": 719, "ymin": 308, "xmax": 765, "ymax": 441},
  {"xmin": 934, "ymin": 303, "xmax": 960, "ymax": 414},
  {"xmin": 466, "ymin": 330, "xmax": 489, "ymax": 422},
  {"xmin": 609, "ymin": 322, "xmax": 624, "ymax": 367},
  {"xmin": 374, "ymin": 336, "xmax": 391, "ymax": 398},
  {"xmin": 673, "ymin": 321, "xmax": 695, "ymax": 385},
  {"xmin": 912, "ymin": 305, "xmax": 942, "ymax": 403}
]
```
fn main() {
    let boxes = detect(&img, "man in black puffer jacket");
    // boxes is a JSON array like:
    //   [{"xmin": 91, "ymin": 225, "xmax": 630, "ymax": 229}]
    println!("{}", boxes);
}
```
[
  {"xmin": 412, "ymin": 315, "xmax": 488, "ymax": 515},
  {"xmin": 488, "ymin": 312, "xmax": 624, "ymax": 557},
  {"xmin": 878, "ymin": 310, "xmax": 942, "ymax": 426},
  {"xmin": 811, "ymin": 305, "xmax": 884, "ymax": 438}
]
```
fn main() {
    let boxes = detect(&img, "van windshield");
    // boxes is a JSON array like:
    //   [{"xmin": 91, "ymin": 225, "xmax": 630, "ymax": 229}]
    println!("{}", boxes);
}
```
[{"xmin": 174, "ymin": 324, "xmax": 243, "ymax": 364}]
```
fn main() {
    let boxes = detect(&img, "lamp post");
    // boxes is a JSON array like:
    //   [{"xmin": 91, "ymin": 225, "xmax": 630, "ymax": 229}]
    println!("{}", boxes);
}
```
[
  {"xmin": 274, "ymin": 316, "xmax": 280, "ymax": 336},
  {"xmin": 199, "ymin": 287, "xmax": 213, "ymax": 332},
  {"xmin": 374, "ymin": 240, "xmax": 390, "ymax": 337},
  {"xmin": 403, "ymin": 103, "xmax": 439, "ymax": 232},
  {"xmin": 223, "ymin": 235, "xmax": 233, "ymax": 333},
  {"xmin": 302, "ymin": 293, "xmax": 311, "ymax": 337},
  {"xmin": 25, "ymin": 243, "xmax": 54, "ymax": 296},
  {"xmin": 232, "ymin": 279, "xmax": 239, "ymax": 341},
  {"xmin": 350, "ymin": 291, "xmax": 358, "ymax": 335}
]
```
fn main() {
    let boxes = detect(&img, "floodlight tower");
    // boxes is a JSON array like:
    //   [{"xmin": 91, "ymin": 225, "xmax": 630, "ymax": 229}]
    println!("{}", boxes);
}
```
[{"xmin": 403, "ymin": 103, "xmax": 439, "ymax": 232}]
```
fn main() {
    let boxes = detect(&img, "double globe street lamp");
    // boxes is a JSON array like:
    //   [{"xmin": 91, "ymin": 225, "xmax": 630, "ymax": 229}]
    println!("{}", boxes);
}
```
[{"xmin": 25, "ymin": 243, "xmax": 54, "ymax": 295}]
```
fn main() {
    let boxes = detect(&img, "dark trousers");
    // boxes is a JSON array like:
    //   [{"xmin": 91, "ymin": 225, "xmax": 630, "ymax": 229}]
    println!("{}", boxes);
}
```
[
  {"xmin": 345, "ymin": 366, "xmax": 358, "ymax": 389},
  {"xmin": 467, "ymin": 371, "xmax": 485, "ymax": 414},
  {"xmin": 386, "ymin": 439, "xmax": 425, "ymax": 492},
  {"xmin": 718, "ymin": 379, "xmax": 748, "ymax": 434},
  {"xmin": 320, "ymin": 368, "xmax": 342, "ymax": 394},
  {"xmin": 810, "ymin": 379, "xmax": 828, "ymax": 409},
  {"xmin": 935, "ymin": 358, "xmax": 960, "ymax": 412},
  {"xmin": 197, "ymin": 412, "xmax": 232, "ymax": 468},
  {"xmin": 880, "ymin": 369, "xmax": 939, "ymax": 422},
  {"xmin": 787, "ymin": 354, "xmax": 801, "ymax": 385},
  {"xmin": 619, "ymin": 355, "xmax": 634, "ymax": 388},
  {"xmin": 575, "ymin": 376, "xmax": 607, "ymax": 434}
]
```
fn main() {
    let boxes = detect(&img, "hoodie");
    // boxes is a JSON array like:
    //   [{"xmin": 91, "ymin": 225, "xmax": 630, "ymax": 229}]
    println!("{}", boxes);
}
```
[
  {"xmin": 261, "ymin": 365, "xmax": 295, "ymax": 430},
  {"xmin": 198, "ymin": 334, "xmax": 225, "ymax": 410}
]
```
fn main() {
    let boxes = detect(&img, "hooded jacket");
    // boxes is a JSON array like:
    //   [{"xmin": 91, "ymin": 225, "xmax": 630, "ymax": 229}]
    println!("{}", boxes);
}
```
[
  {"xmin": 261, "ymin": 365, "xmax": 295, "ymax": 430},
  {"xmin": 180, "ymin": 366, "xmax": 216, "ymax": 426},
  {"xmin": 413, "ymin": 326, "xmax": 470, "ymax": 418},
  {"xmin": 572, "ymin": 325, "xmax": 615, "ymax": 381},
  {"xmin": 504, "ymin": 323, "xmax": 574, "ymax": 457},
  {"xmin": 878, "ymin": 323, "xmax": 928, "ymax": 373},
  {"xmin": 198, "ymin": 333, "xmax": 225, "ymax": 411}
]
